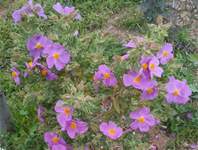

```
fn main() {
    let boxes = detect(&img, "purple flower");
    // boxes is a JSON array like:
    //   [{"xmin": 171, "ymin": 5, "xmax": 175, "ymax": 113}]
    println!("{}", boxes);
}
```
[
  {"xmin": 113, "ymin": 54, "xmax": 130, "ymax": 62},
  {"xmin": 191, "ymin": 144, "xmax": 197, "ymax": 149},
  {"xmin": 12, "ymin": 0, "xmax": 47, "ymax": 24},
  {"xmin": 55, "ymin": 100, "xmax": 74, "ymax": 127},
  {"xmin": 160, "ymin": 130, "xmax": 165, "ymax": 134},
  {"xmin": 74, "ymin": 31, "xmax": 78, "ymax": 36},
  {"xmin": 123, "ymin": 68, "xmax": 150, "ymax": 90},
  {"xmin": 148, "ymin": 56, "xmax": 163, "ymax": 79},
  {"xmin": 52, "ymin": 144, "xmax": 73, "ymax": 150},
  {"xmin": 53, "ymin": 3, "xmax": 75, "ymax": 16},
  {"xmin": 139, "ymin": 55, "xmax": 155, "ymax": 78},
  {"xmin": 187, "ymin": 113, "xmax": 191, "ymax": 118},
  {"xmin": 165, "ymin": 76, "xmax": 192, "ymax": 104},
  {"xmin": 37, "ymin": 104, "xmax": 44, "ymax": 124},
  {"xmin": 171, "ymin": 134, "xmax": 175, "ymax": 138},
  {"xmin": 140, "ymin": 80, "xmax": 158, "ymax": 100},
  {"xmin": 96, "ymin": 65, "xmax": 117, "ymax": 87},
  {"xmin": 44, "ymin": 132, "xmax": 66, "ymax": 148},
  {"xmin": 12, "ymin": 6, "xmax": 28, "ymax": 24},
  {"xmin": 99, "ymin": 121, "xmax": 123, "ymax": 139},
  {"xmin": 157, "ymin": 43, "xmax": 173, "ymax": 65},
  {"xmin": 61, "ymin": 119, "xmax": 88, "ymax": 139},
  {"xmin": 130, "ymin": 107, "xmax": 155, "ymax": 132},
  {"xmin": 28, "ymin": 0, "xmax": 47, "ymax": 18},
  {"xmin": 123, "ymin": 36, "xmax": 144, "ymax": 48},
  {"xmin": 27, "ymin": 34, "xmax": 52, "ymax": 58},
  {"xmin": 12, "ymin": 68, "xmax": 20, "ymax": 84},
  {"xmin": 75, "ymin": 14, "xmax": 82, "ymax": 19},
  {"xmin": 25, "ymin": 57, "xmax": 40, "ymax": 68},
  {"xmin": 43, "ymin": 43, "xmax": 70, "ymax": 71},
  {"xmin": 37, "ymin": 63, "xmax": 58, "ymax": 80}
]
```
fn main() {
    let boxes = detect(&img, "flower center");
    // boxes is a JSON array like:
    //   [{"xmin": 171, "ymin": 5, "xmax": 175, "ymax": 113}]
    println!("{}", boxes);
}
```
[
  {"xmin": 139, "ymin": 117, "xmax": 145, "ymax": 123},
  {"xmin": 121, "ymin": 56, "xmax": 123, "ymax": 60},
  {"xmin": 70, "ymin": 123, "xmax": 77, "ymax": 129},
  {"xmin": 28, "ymin": 62, "xmax": 33, "ymax": 66},
  {"xmin": 104, "ymin": 73, "xmax": 110, "ymax": 79},
  {"xmin": 52, "ymin": 137, "xmax": 59, "ymax": 143},
  {"xmin": 142, "ymin": 63, "xmax": 148, "ymax": 70},
  {"xmin": 134, "ymin": 77, "xmax": 141, "ymax": 83},
  {"xmin": 36, "ymin": 43, "xmax": 42, "ymax": 49},
  {"xmin": 12, "ymin": 72, "xmax": 17, "ymax": 77},
  {"xmin": 41, "ymin": 69, "xmax": 47, "ymax": 75},
  {"xmin": 54, "ymin": 53, "xmax": 60, "ymax": 59},
  {"xmin": 93, "ymin": 75, "xmax": 95, "ymax": 80},
  {"xmin": 109, "ymin": 129, "xmax": 115, "ymax": 135},
  {"xmin": 64, "ymin": 108, "xmax": 70, "ymax": 114},
  {"xmin": 173, "ymin": 90, "xmax": 179, "ymax": 95},
  {"xmin": 147, "ymin": 88, "xmax": 152, "ymax": 94},
  {"xmin": 150, "ymin": 64, "xmax": 155, "ymax": 69},
  {"xmin": 37, "ymin": 115, "xmax": 40, "ymax": 120},
  {"xmin": 163, "ymin": 51, "xmax": 168, "ymax": 56}
]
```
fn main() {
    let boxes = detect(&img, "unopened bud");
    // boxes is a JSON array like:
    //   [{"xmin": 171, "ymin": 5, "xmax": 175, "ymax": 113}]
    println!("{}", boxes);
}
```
[
  {"xmin": 49, "ymin": 15, "xmax": 58, "ymax": 20},
  {"xmin": 157, "ymin": 15, "xmax": 163, "ymax": 25},
  {"xmin": 32, "ymin": 6, "xmax": 41, "ymax": 14},
  {"xmin": 77, "ymin": 82, "xmax": 84, "ymax": 90}
]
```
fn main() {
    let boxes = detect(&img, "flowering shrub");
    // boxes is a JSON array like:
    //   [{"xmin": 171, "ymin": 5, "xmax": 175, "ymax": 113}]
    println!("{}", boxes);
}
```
[{"xmin": 9, "ymin": 1, "xmax": 193, "ymax": 149}]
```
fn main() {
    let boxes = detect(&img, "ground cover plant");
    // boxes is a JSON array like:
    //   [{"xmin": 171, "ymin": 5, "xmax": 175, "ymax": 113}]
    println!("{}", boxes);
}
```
[{"xmin": 1, "ymin": 0, "xmax": 198, "ymax": 150}]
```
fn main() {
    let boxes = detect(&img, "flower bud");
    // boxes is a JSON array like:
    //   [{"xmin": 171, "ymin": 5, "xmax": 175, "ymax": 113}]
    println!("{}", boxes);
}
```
[
  {"xmin": 49, "ymin": 15, "xmax": 58, "ymax": 20},
  {"xmin": 32, "ymin": 6, "xmax": 41, "ymax": 14}
]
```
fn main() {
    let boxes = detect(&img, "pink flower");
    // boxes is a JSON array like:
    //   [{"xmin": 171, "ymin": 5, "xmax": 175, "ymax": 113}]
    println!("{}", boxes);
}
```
[
  {"xmin": 52, "ymin": 144, "xmax": 73, "ymax": 150},
  {"xmin": 140, "ymin": 80, "xmax": 158, "ymax": 100},
  {"xmin": 43, "ymin": 43, "xmax": 70, "ymax": 71},
  {"xmin": 61, "ymin": 119, "xmax": 88, "ymax": 139},
  {"xmin": 191, "ymin": 144, "xmax": 197, "ymax": 149},
  {"xmin": 37, "ymin": 104, "xmax": 44, "ymax": 124},
  {"xmin": 12, "ymin": 0, "xmax": 47, "ymax": 24},
  {"xmin": 139, "ymin": 55, "xmax": 155, "ymax": 78},
  {"xmin": 187, "ymin": 113, "xmax": 191, "ymax": 118},
  {"xmin": 130, "ymin": 107, "xmax": 155, "ymax": 132},
  {"xmin": 123, "ymin": 68, "xmax": 150, "ymax": 90},
  {"xmin": 113, "ymin": 54, "xmax": 130, "ymax": 62},
  {"xmin": 53, "ymin": 3, "xmax": 75, "ymax": 16},
  {"xmin": 74, "ymin": 31, "xmax": 78, "ymax": 36},
  {"xmin": 157, "ymin": 43, "xmax": 173, "ymax": 65},
  {"xmin": 97, "ymin": 65, "xmax": 117, "ymax": 87},
  {"xmin": 148, "ymin": 55, "xmax": 163, "ymax": 79},
  {"xmin": 37, "ymin": 63, "xmax": 58, "ymax": 80},
  {"xmin": 99, "ymin": 121, "xmax": 123, "ymax": 139},
  {"xmin": 165, "ymin": 76, "xmax": 192, "ymax": 104},
  {"xmin": 123, "ymin": 36, "xmax": 144, "ymax": 48},
  {"xmin": 44, "ymin": 132, "xmax": 66, "ymax": 148},
  {"xmin": 12, "ymin": 68, "xmax": 20, "ymax": 84},
  {"xmin": 55, "ymin": 100, "xmax": 74, "ymax": 127},
  {"xmin": 27, "ymin": 34, "xmax": 52, "ymax": 58},
  {"xmin": 75, "ymin": 14, "xmax": 82, "ymax": 19},
  {"xmin": 24, "ymin": 57, "xmax": 40, "ymax": 78}
]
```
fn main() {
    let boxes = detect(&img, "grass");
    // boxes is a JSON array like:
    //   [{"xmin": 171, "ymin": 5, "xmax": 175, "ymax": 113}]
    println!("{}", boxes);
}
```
[{"xmin": 1, "ymin": 0, "xmax": 198, "ymax": 149}]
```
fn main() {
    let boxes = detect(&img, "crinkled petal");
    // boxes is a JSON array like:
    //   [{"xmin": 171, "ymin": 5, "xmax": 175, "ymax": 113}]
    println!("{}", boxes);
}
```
[
  {"xmin": 144, "ymin": 114, "xmax": 155, "ymax": 126},
  {"xmin": 130, "ymin": 120, "xmax": 139, "ymax": 130}
]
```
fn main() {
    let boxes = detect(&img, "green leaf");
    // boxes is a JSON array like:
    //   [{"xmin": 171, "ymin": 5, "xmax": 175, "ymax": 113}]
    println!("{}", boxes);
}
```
[
  {"xmin": 19, "ymin": 110, "xmax": 28, "ymax": 115},
  {"xmin": 113, "ymin": 98, "xmax": 120, "ymax": 113},
  {"xmin": 188, "ymin": 54, "xmax": 198, "ymax": 62}
]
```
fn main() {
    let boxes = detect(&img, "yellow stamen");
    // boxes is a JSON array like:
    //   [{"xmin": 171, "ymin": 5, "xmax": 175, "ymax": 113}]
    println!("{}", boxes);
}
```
[
  {"xmin": 121, "ymin": 56, "xmax": 123, "ymax": 60},
  {"xmin": 28, "ymin": 62, "xmax": 33, "ymax": 66},
  {"xmin": 109, "ymin": 129, "xmax": 115, "ymax": 135},
  {"xmin": 41, "ymin": 69, "xmax": 47, "ymax": 75},
  {"xmin": 12, "ymin": 72, "xmax": 17, "ymax": 77},
  {"xmin": 52, "ymin": 137, "xmax": 59, "ymax": 143},
  {"xmin": 64, "ymin": 108, "xmax": 70, "ymax": 115},
  {"xmin": 147, "ymin": 88, "xmax": 152, "ymax": 94},
  {"xmin": 36, "ymin": 43, "xmax": 42, "ymax": 49},
  {"xmin": 104, "ymin": 73, "xmax": 110, "ymax": 79},
  {"xmin": 70, "ymin": 123, "xmax": 77, "ymax": 129},
  {"xmin": 93, "ymin": 75, "xmax": 95, "ymax": 80},
  {"xmin": 150, "ymin": 64, "xmax": 155, "ymax": 69},
  {"xmin": 142, "ymin": 63, "xmax": 148, "ymax": 70},
  {"xmin": 134, "ymin": 77, "xmax": 141, "ymax": 83},
  {"xmin": 173, "ymin": 90, "xmax": 179, "ymax": 95},
  {"xmin": 163, "ymin": 51, "xmax": 168, "ymax": 56},
  {"xmin": 139, "ymin": 117, "xmax": 145, "ymax": 123},
  {"xmin": 37, "ymin": 115, "xmax": 40, "ymax": 120},
  {"xmin": 54, "ymin": 53, "xmax": 60, "ymax": 59}
]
